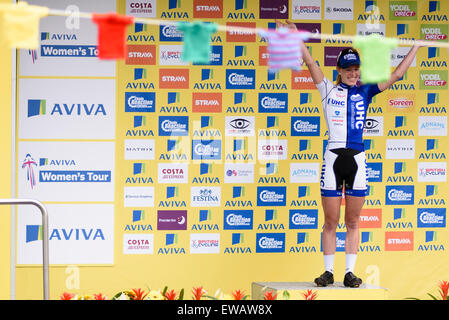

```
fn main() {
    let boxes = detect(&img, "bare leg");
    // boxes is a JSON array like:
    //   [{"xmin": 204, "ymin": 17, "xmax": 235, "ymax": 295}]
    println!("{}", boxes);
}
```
[
  {"xmin": 344, "ymin": 195, "xmax": 365, "ymax": 254},
  {"xmin": 321, "ymin": 196, "xmax": 342, "ymax": 255}
]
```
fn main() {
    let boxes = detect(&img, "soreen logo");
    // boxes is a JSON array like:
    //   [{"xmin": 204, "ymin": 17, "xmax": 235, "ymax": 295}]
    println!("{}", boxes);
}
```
[{"xmin": 256, "ymin": 233, "xmax": 285, "ymax": 252}]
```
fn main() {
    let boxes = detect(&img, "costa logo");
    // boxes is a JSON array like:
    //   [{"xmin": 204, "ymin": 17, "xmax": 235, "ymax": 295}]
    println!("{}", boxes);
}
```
[
  {"xmin": 192, "ymin": 92, "xmax": 222, "ymax": 112},
  {"xmin": 126, "ymin": 45, "xmax": 156, "ymax": 65},
  {"xmin": 292, "ymin": 70, "xmax": 315, "ymax": 89},
  {"xmin": 226, "ymin": 22, "xmax": 256, "ymax": 42},
  {"xmin": 193, "ymin": 0, "xmax": 223, "ymax": 18},
  {"xmin": 159, "ymin": 69, "xmax": 189, "ymax": 89},
  {"xmin": 385, "ymin": 231, "xmax": 414, "ymax": 251}
]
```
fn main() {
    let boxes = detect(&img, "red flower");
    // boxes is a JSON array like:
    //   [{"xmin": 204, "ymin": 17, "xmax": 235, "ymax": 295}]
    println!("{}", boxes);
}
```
[
  {"xmin": 164, "ymin": 289, "xmax": 177, "ymax": 300},
  {"xmin": 302, "ymin": 289, "xmax": 318, "ymax": 300},
  {"xmin": 60, "ymin": 292, "xmax": 75, "ymax": 300},
  {"xmin": 93, "ymin": 293, "xmax": 107, "ymax": 300},
  {"xmin": 263, "ymin": 290, "xmax": 278, "ymax": 300},
  {"xmin": 439, "ymin": 280, "xmax": 449, "ymax": 300},
  {"xmin": 130, "ymin": 288, "xmax": 148, "ymax": 300},
  {"xmin": 192, "ymin": 286, "xmax": 205, "ymax": 300},
  {"xmin": 231, "ymin": 289, "xmax": 247, "ymax": 300}
]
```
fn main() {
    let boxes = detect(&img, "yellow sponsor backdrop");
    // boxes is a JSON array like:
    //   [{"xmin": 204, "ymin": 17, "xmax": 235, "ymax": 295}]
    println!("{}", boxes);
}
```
[
  {"xmin": 0, "ymin": 0, "xmax": 12, "ymax": 300},
  {"xmin": 13, "ymin": 0, "xmax": 449, "ymax": 300}
]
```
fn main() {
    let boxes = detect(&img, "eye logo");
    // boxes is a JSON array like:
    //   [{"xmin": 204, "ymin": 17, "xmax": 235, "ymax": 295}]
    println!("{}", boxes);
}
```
[
  {"xmin": 365, "ymin": 118, "xmax": 379, "ymax": 129},
  {"xmin": 230, "ymin": 118, "xmax": 250, "ymax": 129}
]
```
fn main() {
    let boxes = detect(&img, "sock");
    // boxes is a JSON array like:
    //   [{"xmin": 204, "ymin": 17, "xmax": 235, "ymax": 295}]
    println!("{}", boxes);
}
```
[
  {"xmin": 323, "ymin": 254, "xmax": 334, "ymax": 274},
  {"xmin": 345, "ymin": 254, "xmax": 357, "ymax": 274}
]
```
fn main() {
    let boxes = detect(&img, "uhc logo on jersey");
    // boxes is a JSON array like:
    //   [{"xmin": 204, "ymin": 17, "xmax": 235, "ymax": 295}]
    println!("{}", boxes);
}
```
[{"xmin": 226, "ymin": 69, "xmax": 255, "ymax": 89}]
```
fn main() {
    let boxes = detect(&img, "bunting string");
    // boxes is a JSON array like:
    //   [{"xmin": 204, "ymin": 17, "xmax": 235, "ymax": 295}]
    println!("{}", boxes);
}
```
[{"xmin": 45, "ymin": 7, "xmax": 449, "ymax": 49}]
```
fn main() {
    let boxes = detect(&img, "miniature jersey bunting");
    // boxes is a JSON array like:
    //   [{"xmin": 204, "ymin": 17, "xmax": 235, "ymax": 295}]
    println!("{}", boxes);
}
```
[
  {"xmin": 258, "ymin": 27, "xmax": 309, "ymax": 73},
  {"xmin": 92, "ymin": 12, "xmax": 134, "ymax": 59},
  {"xmin": 353, "ymin": 34, "xmax": 398, "ymax": 84},
  {"xmin": 177, "ymin": 21, "xmax": 217, "ymax": 64},
  {"xmin": 0, "ymin": 1, "xmax": 48, "ymax": 49}
]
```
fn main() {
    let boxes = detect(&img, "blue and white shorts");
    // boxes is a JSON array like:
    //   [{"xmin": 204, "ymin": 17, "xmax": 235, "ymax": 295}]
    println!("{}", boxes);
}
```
[{"xmin": 320, "ymin": 148, "xmax": 368, "ymax": 197}]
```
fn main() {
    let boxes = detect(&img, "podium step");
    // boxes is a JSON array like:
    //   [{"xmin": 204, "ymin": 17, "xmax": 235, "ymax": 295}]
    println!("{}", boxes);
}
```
[{"xmin": 252, "ymin": 282, "xmax": 388, "ymax": 300}]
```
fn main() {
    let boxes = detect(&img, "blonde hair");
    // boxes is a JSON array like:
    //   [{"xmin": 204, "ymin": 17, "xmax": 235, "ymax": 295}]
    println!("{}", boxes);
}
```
[{"xmin": 336, "ymin": 47, "xmax": 360, "ymax": 85}]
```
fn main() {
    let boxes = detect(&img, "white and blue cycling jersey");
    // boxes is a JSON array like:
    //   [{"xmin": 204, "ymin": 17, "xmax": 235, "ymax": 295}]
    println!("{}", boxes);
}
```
[
  {"xmin": 316, "ymin": 77, "xmax": 381, "ymax": 152},
  {"xmin": 316, "ymin": 77, "xmax": 382, "ymax": 197}
]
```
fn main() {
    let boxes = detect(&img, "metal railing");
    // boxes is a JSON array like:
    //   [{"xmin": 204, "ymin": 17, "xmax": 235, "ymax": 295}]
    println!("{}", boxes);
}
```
[{"xmin": 0, "ymin": 199, "xmax": 49, "ymax": 300}]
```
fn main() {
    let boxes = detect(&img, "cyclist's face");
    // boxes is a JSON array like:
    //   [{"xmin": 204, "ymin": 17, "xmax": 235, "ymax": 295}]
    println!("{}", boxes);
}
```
[{"xmin": 338, "ymin": 65, "xmax": 360, "ymax": 86}]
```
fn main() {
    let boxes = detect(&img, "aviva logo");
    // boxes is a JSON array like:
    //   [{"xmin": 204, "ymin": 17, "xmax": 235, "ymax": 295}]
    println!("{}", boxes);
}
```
[
  {"xmin": 26, "ymin": 225, "xmax": 43, "ymax": 243},
  {"xmin": 28, "ymin": 99, "xmax": 46, "ymax": 117}
]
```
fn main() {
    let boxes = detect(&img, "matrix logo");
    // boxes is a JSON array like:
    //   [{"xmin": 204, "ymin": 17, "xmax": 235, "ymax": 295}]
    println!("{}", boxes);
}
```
[
  {"xmin": 27, "ymin": 99, "xmax": 46, "ymax": 117},
  {"xmin": 22, "ymin": 154, "xmax": 38, "ymax": 189}
]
